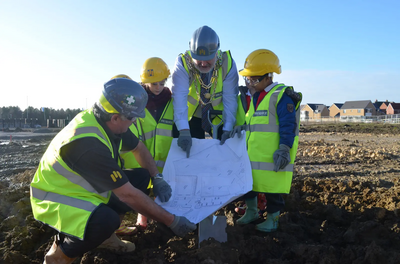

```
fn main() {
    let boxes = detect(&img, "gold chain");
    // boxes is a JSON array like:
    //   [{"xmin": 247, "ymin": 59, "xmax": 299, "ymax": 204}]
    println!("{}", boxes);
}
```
[
  {"xmin": 194, "ymin": 73, "xmax": 218, "ymax": 105},
  {"xmin": 184, "ymin": 52, "xmax": 222, "ymax": 106}
]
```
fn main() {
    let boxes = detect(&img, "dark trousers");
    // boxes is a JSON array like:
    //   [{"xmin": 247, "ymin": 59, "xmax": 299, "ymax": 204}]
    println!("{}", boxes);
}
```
[
  {"xmin": 172, "ymin": 123, "xmax": 179, "ymax": 138},
  {"xmin": 243, "ymin": 191, "xmax": 285, "ymax": 214},
  {"xmin": 189, "ymin": 116, "xmax": 224, "ymax": 140},
  {"xmin": 59, "ymin": 168, "xmax": 151, "ymax": 258}
]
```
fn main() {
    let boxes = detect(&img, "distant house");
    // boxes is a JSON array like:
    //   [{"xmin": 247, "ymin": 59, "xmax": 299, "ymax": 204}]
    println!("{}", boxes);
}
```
[
  {"xmin": 374, "ymin": 100, "xmax": 394, "ymax": 113},
  {"xmin": 373, "ymin": 101, "xmax": 385, "ymax": 115},
  {"xmin": 328, "ymin": 103, "xmax": 343, "ymax": 117},
  {"xmin": 340, "ymin": 100, "xmax": 376, "ymax": 117},
  {"xmin": 387, "ymin": 103, "xmax": 400, "ymax": 115},
  {"xmin": 301, "ymin": 103, "xmax": 329, "ymax": 120},
  {"xmin": 374, "ymin": 100, "xmax": 385, "ymax": 109}
]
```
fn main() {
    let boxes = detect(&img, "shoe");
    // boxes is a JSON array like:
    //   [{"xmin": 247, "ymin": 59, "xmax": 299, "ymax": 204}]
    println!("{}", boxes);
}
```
[
  {"xmin": 98, "ymin": 233, "xmax": 135, "ymax": 252},
  {"xmin": 236, "ymin": 196, "xmax": 259, "ymax": 225},
  {"xmin": 115, "ymin": 225, "xmax": 138, "ymax": 235},
  {"xmin": 256, "ymin": 211, "xmax": 280, "ymax": 232},
  {"xmin": 43, "ymin": 237, "xmax": 76, "ymax": 264}
]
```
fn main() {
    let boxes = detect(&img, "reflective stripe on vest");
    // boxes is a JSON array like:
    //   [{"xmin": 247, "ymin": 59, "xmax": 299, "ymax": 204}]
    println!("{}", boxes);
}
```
[
  {"xmin": 52, "ymin": 161, "xmax": 108, "ymax": 197},
  {"xmin": 248, "ymin": 124, "xmax": 279, "ymax": 133},
  {"xmin": 63, "ymin": 126, "xmax": 108, "ymax": 142},
  {"xmin": 245, "ymin": 84, "xmax": 301, "ymax": 194},
  {"xmin": 143, "ymin": 127, "xmax": 172, "ymax": 140},
  {"xmin": 30, "ymin": 109, "xmax": 118, "ymax": 240},
  {"xmin": 251, "ymin": 161, "xmax": 294, "ymax": 172},
  {"xmin": 31, "ymin": 186, "xmax": 98, "ymax": 212}
]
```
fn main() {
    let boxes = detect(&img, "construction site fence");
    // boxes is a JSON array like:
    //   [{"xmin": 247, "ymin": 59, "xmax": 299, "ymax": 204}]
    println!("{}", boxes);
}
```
[
  {"xmin": 0, "ymin": 118, "xmax": 69, "ymax": 129},
  {"xmin": 301, "ymin": 114, "xmax": 400, "ymax": 124},
  {"xmin": 2, "ymin": 115, "xmax": 400, "ymax": 129}
]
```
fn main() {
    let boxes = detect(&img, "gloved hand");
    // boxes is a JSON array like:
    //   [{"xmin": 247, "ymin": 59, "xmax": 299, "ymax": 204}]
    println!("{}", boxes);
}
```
[
  {"xmin": 219, "ymin": 130, "xmax": 231, "ymax": 145},
  {"xmin": 273, "ymin": 144, "xmax": 291, "ymax": 172},
  {"xmin": 168, "ymin": 215, "xmax": 197, "ymax": 237},
  {"xmin": 230, "ymin": 125, "xmax": 246, "ymax": 138},
  {"xmin": 152, "ymin": 174, "xmax": 172, "ymax": 202},
  {"xmin": 177, "ymin": 130, "xmax": 192, "ymax": 158}
]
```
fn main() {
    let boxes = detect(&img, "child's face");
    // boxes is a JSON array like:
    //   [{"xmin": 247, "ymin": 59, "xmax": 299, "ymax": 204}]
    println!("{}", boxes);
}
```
[{"xmin": 146, "ymin": 79, "xmax": 166, "ymax": 95}]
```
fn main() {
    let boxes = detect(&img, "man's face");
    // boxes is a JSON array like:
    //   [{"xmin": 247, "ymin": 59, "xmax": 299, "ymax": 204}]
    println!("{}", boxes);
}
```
[
  {"xmin": 116, "ymin": 115, "xmax": 135, "ymax": 134},
  {"xmin": 192, "ymin": 54, "xmax": 217, "ymax": 73}
]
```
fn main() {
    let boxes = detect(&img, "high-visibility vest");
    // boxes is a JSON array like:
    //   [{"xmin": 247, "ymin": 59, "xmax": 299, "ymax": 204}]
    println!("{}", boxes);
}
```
[
  {"xmin": 181, "ymin": 50, "xmax": 232, "ymax": 130},
  {"xmin": 245, "ymin": 84, "xmax": 302, "ymax": 194},
  {"xmin": 139, "ymin": 100, "xmax": 174, "ymax": 172},
  {"xmin": 235, "ymin": 90, "xmax": 248, "ymax": 126},
  {"xmin": 30, "ymin": 109, "xmax": 120, "ymax": 240},
  {"xmin": 120, "ymin": 120, "xmax": 143, "ymax": 169}
]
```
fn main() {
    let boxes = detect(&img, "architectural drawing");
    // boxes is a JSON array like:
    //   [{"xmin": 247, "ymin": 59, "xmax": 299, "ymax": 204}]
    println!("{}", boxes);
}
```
[{"xmin": 156, "ymin": 134, "xmax": 253, "ymax": 224}]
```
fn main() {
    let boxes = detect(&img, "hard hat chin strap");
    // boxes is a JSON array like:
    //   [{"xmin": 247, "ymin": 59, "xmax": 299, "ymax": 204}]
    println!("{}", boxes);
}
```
[{"xmin": 269, "ymin": 73, "xmax": 273, "ymax": 80}]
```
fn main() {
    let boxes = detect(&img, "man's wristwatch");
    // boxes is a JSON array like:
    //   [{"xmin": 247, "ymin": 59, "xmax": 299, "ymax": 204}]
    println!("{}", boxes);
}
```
[{"xmin": 154, "ymin": 173, "xmax": 163, "ymax": 179}]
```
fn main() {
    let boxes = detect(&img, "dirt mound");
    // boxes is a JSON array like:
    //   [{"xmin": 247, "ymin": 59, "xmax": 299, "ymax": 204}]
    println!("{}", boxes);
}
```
[{"xmin": 1, "ymin": 123, "xmax": 399, "ymax": 263}]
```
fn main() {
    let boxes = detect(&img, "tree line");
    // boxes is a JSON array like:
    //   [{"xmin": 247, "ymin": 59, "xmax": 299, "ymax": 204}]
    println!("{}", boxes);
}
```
[{"xmin": 0, "ymin": 106, "xmax": 82, "ymax": 124}]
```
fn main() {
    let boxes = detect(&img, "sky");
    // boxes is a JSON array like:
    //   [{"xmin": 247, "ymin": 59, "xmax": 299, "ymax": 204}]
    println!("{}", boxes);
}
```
[{"xmin": 1, "ymin": 0, "xmax": 399, "ymax": 111}]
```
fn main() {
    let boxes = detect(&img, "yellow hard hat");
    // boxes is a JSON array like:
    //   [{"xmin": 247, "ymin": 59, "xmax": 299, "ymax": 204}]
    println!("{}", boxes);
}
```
[
  {"xmin": 140, "ymin": 57, "xmax": 170, "ymax": 83},
  {"xmin": 239, "ymin": 49, "xmax": 281, "ymax": 77},
  {"xmin": 111, "ymin": 74, "xmax": 132, "ymax": 80}
]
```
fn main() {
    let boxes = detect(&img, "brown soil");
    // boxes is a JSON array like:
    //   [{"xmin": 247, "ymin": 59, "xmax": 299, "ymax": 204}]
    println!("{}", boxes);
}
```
[{"xmin": 1, "ymin": 123, "xmax": 400, "ymax": 264}]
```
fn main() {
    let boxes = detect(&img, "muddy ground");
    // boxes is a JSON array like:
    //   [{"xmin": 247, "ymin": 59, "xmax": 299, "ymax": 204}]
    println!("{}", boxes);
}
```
[{"xmin": 0, "ymin": 123, "xmax": 399, "ymax": 264}]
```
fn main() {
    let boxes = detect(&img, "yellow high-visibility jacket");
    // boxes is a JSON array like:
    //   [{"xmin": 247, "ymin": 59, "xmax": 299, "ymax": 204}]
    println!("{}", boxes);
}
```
[
  {"xmin": 120, "ymin": 120, "xmax": 143, "ymax": 169},
  {"xmin": 139, "ymin": 100, "xmax": 174, "ymax": 172},
  {"xmin": 30, "ymin": 109, "xmax": 119, "ymax": 240},
  {"xmin": 246, "ymin": 84, "xmax": 301, "ymax": 193}
]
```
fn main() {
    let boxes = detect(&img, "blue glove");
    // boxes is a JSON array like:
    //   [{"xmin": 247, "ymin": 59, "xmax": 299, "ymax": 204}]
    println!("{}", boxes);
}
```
[
  {"xmin": 273, "ymin": 144, "xmax": 291, "ymax": 172},
  {"xmin": 177, "ymin": 130, "xmax": 192, "ymax": 158},
  {"xmin": 152, "ymin": 174, "xmax": 172, "ymax": 202},
  {"xmin": 219, "ymin": 130, "xmax": 231, "ymax": 145},
  {"xmin": 230, "ymin": 125, "xmax": 246, "ymax": 138},
  {"xmin": 168, "ymin": 215, "xmax": 197, "ymax": 237}
]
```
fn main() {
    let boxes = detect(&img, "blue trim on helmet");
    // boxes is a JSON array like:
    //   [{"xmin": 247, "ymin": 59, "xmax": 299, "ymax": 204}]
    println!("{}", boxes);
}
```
[{"xmin": 191, "ymin": 52, "xmax": 217, "ymax": 61}]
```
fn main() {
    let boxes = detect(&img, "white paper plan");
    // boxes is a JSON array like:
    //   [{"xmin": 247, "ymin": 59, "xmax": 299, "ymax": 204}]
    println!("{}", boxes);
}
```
[{"xmin": 155, "ymin": 132, "xmax": 253, "ymax": 224}]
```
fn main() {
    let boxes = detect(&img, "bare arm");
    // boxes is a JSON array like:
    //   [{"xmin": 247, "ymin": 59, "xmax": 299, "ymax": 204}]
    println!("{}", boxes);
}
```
[
  {"xmin": 113, "ymin": 181, "xmax": 174, "ymax": 226},
  {"xmin": 131, "ymin": 141, "xmax": 159, "ymax": 177}
]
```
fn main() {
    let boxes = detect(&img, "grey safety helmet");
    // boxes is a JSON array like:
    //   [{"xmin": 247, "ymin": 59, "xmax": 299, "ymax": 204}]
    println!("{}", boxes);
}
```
[
  {"xmin": 98, "ymin": 78, "xmax": 148, "ymax": 119},
  {"xmin": 189, "ymin": 25, "xmax": 220, "ymax": 61}
]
